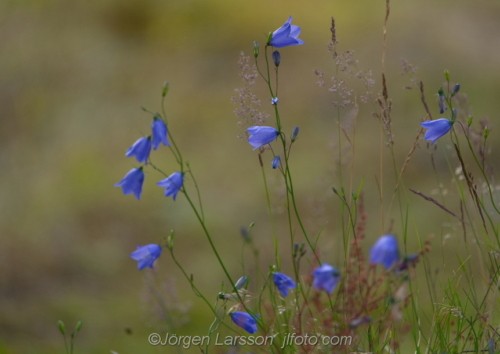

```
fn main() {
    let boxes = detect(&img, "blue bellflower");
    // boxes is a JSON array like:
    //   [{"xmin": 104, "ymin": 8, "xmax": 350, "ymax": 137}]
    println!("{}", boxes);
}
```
[
  {"xmin": 130, "ymin": 244, "xmax": 162, "ymax": 270},
  {"xmin": 273, "ymin": 272, "xmax": 296, "ymax": 297},
  {"xmin": 247, "ymin": 126, "xmax": 279, "ymax": 150},
  {"xmin": 152, "ymin": 118, "xmax": 170, "ymax": 150},
  {"xmin": 230, "ymin": 312, "xmax": 259, "ymax": 334},
  {"xmin": 370, "ymin": 234, "xmax": 400, "ymax": 270},
  {"xmin": 272, "ymin": 156, "xmax": 281, "ymax": 169},
  {"xmin": 115, "ymin": 167, "xmax": 145, "ymax": 200},
  {"xmin": 420, "ymin": 119, "xmax": 454, "ymax": 145},
  {"xmin": 312, "ymin": 263, "xmax": 340, "ymax": 294},
  {"xmin": 269, "ymin": 16, "xmax": 305, "ymax": 48},
  {"xmin": 126, "ymin": 136, "xmax": 152, "ymax": 163},
  {"xmin": 157, "ymin": 172, "xmax": 184, "ymax": 200}
]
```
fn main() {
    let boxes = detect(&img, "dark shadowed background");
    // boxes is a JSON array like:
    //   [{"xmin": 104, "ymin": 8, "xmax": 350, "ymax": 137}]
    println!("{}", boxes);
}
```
[{"xmin": 1, "ymin": 0, "xmax": 500, "ymax": 353}]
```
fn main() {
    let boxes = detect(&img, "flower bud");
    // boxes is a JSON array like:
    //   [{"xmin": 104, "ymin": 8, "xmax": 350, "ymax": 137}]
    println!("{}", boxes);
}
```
[
  {"xmin": 162, "ymin": 82, "xmax": 170, "ymax": 97},
  {"xmin": 57, "ymin": 320, "xmax": 66, "ymax": 334},
  {"xmin": 349, "ymin": 316, "xmax": 371, "ymax": 328},
  {"xmin": 271, "ymin": 97, "xmax": 279, "ymax": 105},
  {"xmin": 467, "ymin": 115, "xmax": 473, "ymax": 126},
  {"xmin": 292, "ymin": 243, "xmax": 299, "ymax": 257},
  {"xmin": 484, "ymin": 126, "xmax": 490, "ymax": 139},
  {"xmin": 272, "ymin": 155, "xmax": 281, "ymax": 169},
  {"xmin": 253, "ymin": 41, "xmax": 259, "ymax": 58},
  {"xmin": 240, "ymin": 226, "xmax": 251, "ymax": 243},
  {"xmin": 272, "ymin": 50, "xmax": 281, "ymax": 67},
  {"xmin": 167, "ymin": 230, "xmax": 175, "ymax": 250},
  {"xmin": 452, "ymin": 108, "xmax": 457, "ymax": 120},
  {"xmin": 439, "ymin": 94, "xmax": 447, "ymax": 114},
  {"xmin": 444, "ymin": 70, "xmax": 450, "ymax": 82},
  {"xmin": 75, "ymin": 321, "xmax": 83, "ymax": 332},
  {"xmin": 291, "ymin": 126, "xmax": 300, "ymax": 142},
  {"xmin": 234, "ymin": 276, "xmax": 248, "ymax": 290},
  {"xmin": 299, "ymin": 243, "xmax": 306, "ymax": 256},
  {"xmin": 451, "ymin": 83, "xmax": 460, "ymax": 96}
]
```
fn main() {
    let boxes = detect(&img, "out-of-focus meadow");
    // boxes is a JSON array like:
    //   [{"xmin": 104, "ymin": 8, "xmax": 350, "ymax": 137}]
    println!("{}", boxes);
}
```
[{"xmin": 1, "ymin": 0, "xmax": 500, "ymax": 353}]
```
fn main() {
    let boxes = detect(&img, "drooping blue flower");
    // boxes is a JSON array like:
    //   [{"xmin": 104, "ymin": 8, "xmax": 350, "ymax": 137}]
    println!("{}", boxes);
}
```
[
  {"xmin": 420, "ymin": 118, "xmax": 454, "ymax": 145},
  {"xmin": 370, "ymin": 234, "xmax": 400, "ymax": 270},
  {"xmin": 126, "ymin": 136, "xmax": 152, "ymax": 163},
  {"xmin": 247, "ymin": 126, "xmax": 279, "ymax": 150},
  {"xmin": 152, "ymin": 118, "xmax": 169, "ymax": 150},
  {"xmin": 157, "ymin": 172, "xmax": 184, "ymax": 200},
  {"xmin": 272, "ymin": 156, "xmax": 281, "ymax": 169},
  {"xmin": 273, "ymin": 272, "xmax": 296, "ymax": 297},
  {"xmin": 230, "ymin": 312, "xmax": 259, "ymax": 334},
  {"xmin": 130, "ymin": 244, "xmax": 162, "ymax": 270},
  {"xmin": 312, "ymin": 263, "xmax": 340, "ymax": 294},
  {"xmin": 268, "ymin": 16, "xmax": 305, "ymax": 48},
  {"xmin": 114, "ymin": 167, "xmax": 145, "ymax": 200}
]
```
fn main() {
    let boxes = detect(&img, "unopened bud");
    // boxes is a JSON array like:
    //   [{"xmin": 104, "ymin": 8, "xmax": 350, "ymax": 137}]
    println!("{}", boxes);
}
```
[
  {"xmin": 293, "ymin": 243, "xmax": 299, "ymax": 257},
  {"xmin": 299, "ymin": 243, "xmax": 306, "ymax": 256},
  {"xmin": 484, "ymin": 127, "xmax": 490, "ymax": 139},
  {"xmin": 272, "ymin": 156, "xmax": 281, "ymax": 169},
  {"xmin": 444, "ymin": 70, "xmax": 450, "ymax": 82},
  {"xmin": 75, "ymin": 321, "xmax": 83, "ymax": 331},
  {"xmin": 234, "ymin": 276, "xmax": 248, "ymax": 290},
  {"xmin": 451, "ymin": 83, "xmax": 460, "ymax": 96},
  {"xmin": 291, "ymin": 126, "xmax": 300, "ymax": 142},
  {"xmin": 452, "ymin": 108, "xmax": 457, "ymax": 120},
  {"xmin": 349, "ymin": 316, "xmax": 371, "ymax": 328},
  {"xmin": 467, "ymin": 116, "xmax": 473, "ymax": 126},
  {"xmin": 272, "ymin": 50, "xmax": 281, "ymax": 67},
  {"xmin": 57, "ymin": 320, "xmax": 66, "ymax": 335},
  {"xmin": 162, "ymin": 82, "xmax": 170, "ymax": 97},
  {"xmin": 167, "ymin": 230, "xmax": 175, "ymax": 250},
  {"xmin": 240, "ymin": 226, "xmax": 251, "ymax": 243},
  {"xmin": 439, "ymin": 94, "xmax": 447, "ymax": 114},
  {"xmin": 253, "ymin": 41, "xmax": 259, "ymax": 58}
]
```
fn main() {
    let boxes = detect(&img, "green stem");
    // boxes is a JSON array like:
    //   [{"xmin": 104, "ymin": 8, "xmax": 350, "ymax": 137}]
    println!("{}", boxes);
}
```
[{"xmin": 260, "ymin": 155, "xmax": 280, "ymax": 268}]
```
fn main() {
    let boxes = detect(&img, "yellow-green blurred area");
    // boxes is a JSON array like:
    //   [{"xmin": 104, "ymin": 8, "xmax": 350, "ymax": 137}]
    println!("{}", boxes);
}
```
[{"xmin": 2, "ymin": 0, "xmax": 500, "ymax": 353}]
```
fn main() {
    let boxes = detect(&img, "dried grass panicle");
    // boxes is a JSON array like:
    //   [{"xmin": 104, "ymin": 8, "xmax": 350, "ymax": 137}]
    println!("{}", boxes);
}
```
[
  {"xmin": 328, "ymin": 77, "xmax": 354, "ymax": 108},
  {"xmin": 400, "ymin": 58, "xmax": 420, "ymax": 89},
  {"xmin": 317, "ymin": 17, "xmax": 375, "ymax": 108},
  {"xmin": 328, "ymin": 16, "xmax": 338, "ymax": 57},
  {"xmin": 231, "ymin": 52, "xmax": 269, "ymax": 137},
  {"xmin": 373, "ymin": 73, "xmax": 394, "ymax": 147},
  {"xmin": 142, "ymin": 273, "xmax": 191, "ymax": 332},
  {"xmin": 355, "ymin": 69, "xmax": 375, "ymax": 104},
  {"xmin": 314, "ymin": 69, "xmax": 325, "ymax": 87}
]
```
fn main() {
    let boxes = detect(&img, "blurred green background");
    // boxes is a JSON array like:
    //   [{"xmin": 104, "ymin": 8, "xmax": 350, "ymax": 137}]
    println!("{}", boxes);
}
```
[{"xmin": 1, "ymin": 0, "xmax": 500, "ymax": 353}]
